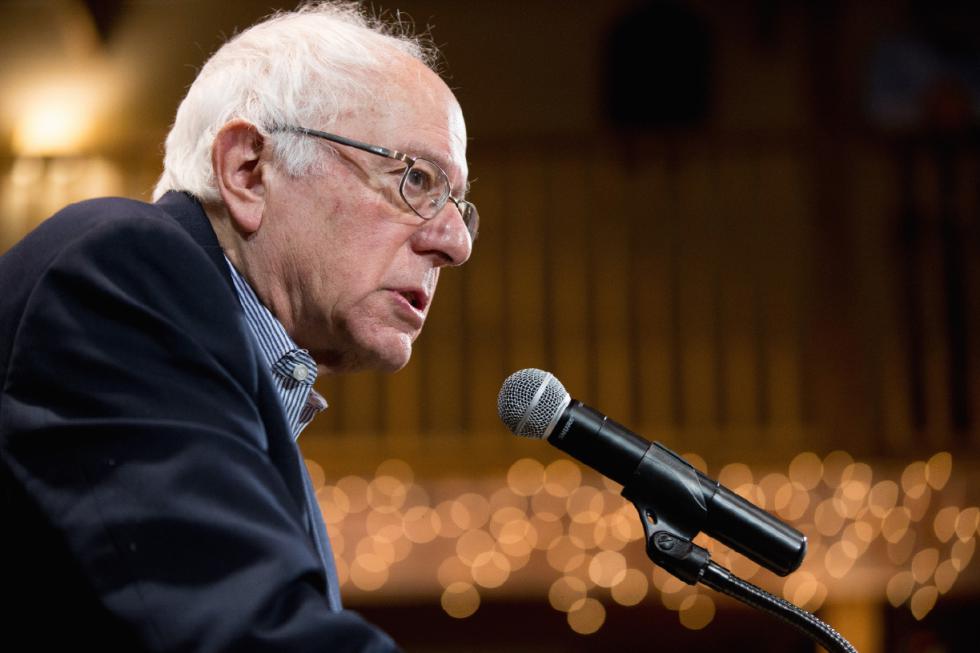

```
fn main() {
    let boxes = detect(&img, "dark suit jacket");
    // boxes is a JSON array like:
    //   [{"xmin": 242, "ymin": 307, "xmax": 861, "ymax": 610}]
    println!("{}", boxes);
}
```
[{"xmin": 0, "ymin": 192, "xmax": 399, "ymax": 651}]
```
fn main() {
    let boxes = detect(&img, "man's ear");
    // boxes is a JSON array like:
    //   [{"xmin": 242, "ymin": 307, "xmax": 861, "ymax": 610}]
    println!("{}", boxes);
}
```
[{"xmin": 212, "ymin": 119, "xmax": 267, "ymax": 235}]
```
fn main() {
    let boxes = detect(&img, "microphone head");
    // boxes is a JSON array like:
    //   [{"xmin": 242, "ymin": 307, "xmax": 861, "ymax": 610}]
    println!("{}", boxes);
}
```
[{"xmin": 497, "ymin": 368, "xmax": 571, "ymax": 439}]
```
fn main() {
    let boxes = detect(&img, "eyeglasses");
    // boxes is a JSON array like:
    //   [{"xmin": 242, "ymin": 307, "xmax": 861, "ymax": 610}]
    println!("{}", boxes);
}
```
[{"xmin": 278, "ymin": 126, "xmax": 479, "ymax": 241}]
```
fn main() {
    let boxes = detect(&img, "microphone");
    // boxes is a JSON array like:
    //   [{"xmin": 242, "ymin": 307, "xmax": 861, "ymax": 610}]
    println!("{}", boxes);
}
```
[{"xmin": 497, "ymin": 368, "xmax": 806, "ymax": 576}]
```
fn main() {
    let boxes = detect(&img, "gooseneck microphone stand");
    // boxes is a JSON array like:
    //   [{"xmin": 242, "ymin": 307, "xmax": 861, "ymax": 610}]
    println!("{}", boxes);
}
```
[
  {"xmin": 496, "ymin": 369, "xmax": 858, "ymax": 652},
  {"xmin": 613, "ymin": 436, "xmax": 858, "ymax": 652},
  {"xmin": 632, "ymin": 501, "xmax": 858, "ymax": 653}
]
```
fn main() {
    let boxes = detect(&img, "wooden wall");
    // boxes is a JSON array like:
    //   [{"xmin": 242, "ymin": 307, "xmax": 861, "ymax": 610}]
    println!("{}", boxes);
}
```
[{"xmin": 306, "ymin": 132, "xmax": 980, "ymax": 475}]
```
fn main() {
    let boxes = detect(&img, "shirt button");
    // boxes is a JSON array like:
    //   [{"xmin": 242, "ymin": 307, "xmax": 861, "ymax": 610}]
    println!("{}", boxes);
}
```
[{"xmin": 291, "ymin": 365, "xmax": 309, "ymax": 382}]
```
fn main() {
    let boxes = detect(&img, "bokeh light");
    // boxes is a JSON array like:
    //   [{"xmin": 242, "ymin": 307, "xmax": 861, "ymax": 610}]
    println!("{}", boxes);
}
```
[
  {"xmin": 924, "ymin": 452, "xmax": 952, "ymax": 491},
  {"xmin": 901, "ymin": 462, "xmax": 928, "ymax": 499},
  {"xmin": 886, "ymin": 571, "xmax": 915, "ymax": 606},
  {"xmin": 868, "ymin": 480, "xmax": 900, "ymax": 518},
  {"xmin": 718, "ymin": 462, "xmax": 753, "ymax": 489},
  {"xmin": 549, "ymin": 576, "xmax": 588, "ymax": 612},
  {"xmin": 588, "ymin": 550, "xmax": 627, "ymax": 588},
  {"xmin": 611, "ymin": 568, "xmax": 649, "ymax": 606},
  {"xmin": 544, "ymin": 459, "xmax": 583, "ymax": 497},
  {"xmin": 567, "ymin": 597, "xmax": 606, "ymax": 635},
  {"xmin": 507, "ymin": 458, "xmax": 546, "ymax": 496},
  {"xmin": 955, "ymin": 507, "xmax": 979, "ymax": 541},
  {"xmin": 788, "ymin": 452, "xmax": 823, "ymax": 490},
  {"xmin": 312, "ymin": 450, "xmax": 976, "ymax": 636},
  {"xmin": 679, "ymin": 594, "xmax": 716, "ymax": 630},
  {"xmin": 822, "ymin": 451, "xmax": 854, "ymax": 489},
  {"xmin": 910, "ymin": 585, "xmax": 938, "ymax": 620},
  {"xmin": 441, "ymin": 581, "xmax": 480, "ymax": 618}
]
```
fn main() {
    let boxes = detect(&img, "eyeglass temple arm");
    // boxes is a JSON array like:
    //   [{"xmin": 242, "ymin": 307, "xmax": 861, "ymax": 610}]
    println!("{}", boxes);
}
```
[{"xmin": 279, "ymin": 126, "xmax": 413, "ymax": 164}]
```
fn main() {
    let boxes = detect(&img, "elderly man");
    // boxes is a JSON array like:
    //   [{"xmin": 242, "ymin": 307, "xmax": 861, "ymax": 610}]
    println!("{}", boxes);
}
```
[{"xmin": 0, "ymin": 2, "xmax": 475, "ymax": 651}]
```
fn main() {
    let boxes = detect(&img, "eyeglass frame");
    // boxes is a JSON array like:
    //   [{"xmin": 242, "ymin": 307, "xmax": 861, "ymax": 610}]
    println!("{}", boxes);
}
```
[{"xmin": 274, "ymin": 125, "xmax": 478, "ymax": 240}]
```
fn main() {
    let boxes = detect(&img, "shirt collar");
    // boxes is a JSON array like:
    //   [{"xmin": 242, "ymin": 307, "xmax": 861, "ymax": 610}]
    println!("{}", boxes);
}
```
[{"xmin": 224, "ymin": 257, "xmax": 327, "ymax": 437}]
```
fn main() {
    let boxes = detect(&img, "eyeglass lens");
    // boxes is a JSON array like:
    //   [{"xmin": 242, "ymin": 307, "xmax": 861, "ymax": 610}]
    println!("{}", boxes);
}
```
[{"xmin": 400, "ymin": 159, "xmax": 479, "ymax": 239}]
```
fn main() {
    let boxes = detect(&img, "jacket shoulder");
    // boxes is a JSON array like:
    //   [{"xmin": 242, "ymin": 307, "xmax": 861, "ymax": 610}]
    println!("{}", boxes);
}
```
[
  {"xmin": 37, "ymin": 196, "xmax": 190, "ymax": 249},
  {"xmin": 1, "ymin": 196, "xmax": 194, "ymax": 278},
  {"xmin": 0, "ymin": 196, "xmax": 242, "ymax": 396}
]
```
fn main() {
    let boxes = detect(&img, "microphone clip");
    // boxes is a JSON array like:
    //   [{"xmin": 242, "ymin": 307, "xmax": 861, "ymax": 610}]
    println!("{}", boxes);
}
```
[
  {"xmin": 621, "ymin": 443, "xmax": 714, "ymax": 584},
  {"xmin": 632, "ymin": 502, "xmax": 712, "ymax": 585}
]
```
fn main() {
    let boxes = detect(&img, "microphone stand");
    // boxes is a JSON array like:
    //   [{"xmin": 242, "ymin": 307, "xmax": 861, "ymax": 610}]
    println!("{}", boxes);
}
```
[{"xmin": 631, "ymin": 499, "xmax": 859, "ymax": 653}]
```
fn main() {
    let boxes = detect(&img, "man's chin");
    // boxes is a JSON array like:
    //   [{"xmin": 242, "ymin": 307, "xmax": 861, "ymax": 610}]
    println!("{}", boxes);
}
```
[
  {"xmin": 370, "ymin": 336, "xmax": 414, "ymax": 373},
  {"xmin": 364, "ymin": 342, "xmax": 412, "ymax": 373},
  {"xmin": 313, "ymin": 334, "xmax": 413, "ymax": 374}
]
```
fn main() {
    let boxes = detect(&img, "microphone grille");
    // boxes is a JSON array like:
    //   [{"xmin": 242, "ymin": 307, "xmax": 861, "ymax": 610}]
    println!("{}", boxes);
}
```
[{"xmin": 497, "ymin": 368, "xmax": 570, "ymax": 439}]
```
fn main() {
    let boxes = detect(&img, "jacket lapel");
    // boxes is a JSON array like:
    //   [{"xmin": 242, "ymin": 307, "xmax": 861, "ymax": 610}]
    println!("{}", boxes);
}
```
[{"xmin": 153, "ymin": 192, "xmax": 321, "ymax": 560}]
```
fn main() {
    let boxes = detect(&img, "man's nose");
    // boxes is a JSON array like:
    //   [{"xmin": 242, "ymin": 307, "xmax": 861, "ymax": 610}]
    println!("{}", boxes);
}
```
[{"xmin": 410, "ymin": 203, "xmax": 472, "ymax": 266}]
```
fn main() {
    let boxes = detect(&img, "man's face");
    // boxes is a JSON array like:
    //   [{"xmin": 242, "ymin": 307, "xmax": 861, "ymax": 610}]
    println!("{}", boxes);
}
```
[{"xmin": 245, "ymin": 59, "xmax": 471, "ymax": 373}]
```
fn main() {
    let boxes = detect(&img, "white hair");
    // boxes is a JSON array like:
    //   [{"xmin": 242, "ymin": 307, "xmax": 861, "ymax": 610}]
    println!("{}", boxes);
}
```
[{"xmin": 152, "ymin": 1, "xmax": 437, "ymax": 202}]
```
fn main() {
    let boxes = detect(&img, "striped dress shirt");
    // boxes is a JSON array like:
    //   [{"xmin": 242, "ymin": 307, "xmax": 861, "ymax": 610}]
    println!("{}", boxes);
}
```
[{"xmin": 225, "ymin": 258, "xmax": 326, "ymax": 438}]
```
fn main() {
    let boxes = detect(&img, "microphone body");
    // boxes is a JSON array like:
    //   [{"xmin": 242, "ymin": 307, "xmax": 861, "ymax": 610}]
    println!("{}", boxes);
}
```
[
  {"xmin": 549, "ymin": 401, "xmax": 806, "ymax": 576},
  {"xmin": 498, "ymin": 369, "xmax": 806, "ymax": 577}
]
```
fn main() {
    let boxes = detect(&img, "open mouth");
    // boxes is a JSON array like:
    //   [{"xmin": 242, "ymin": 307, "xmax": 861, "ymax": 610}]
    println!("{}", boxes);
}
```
[{"xmin": 397, "ymin": 289, "xmax": 426, "ymax": 311}]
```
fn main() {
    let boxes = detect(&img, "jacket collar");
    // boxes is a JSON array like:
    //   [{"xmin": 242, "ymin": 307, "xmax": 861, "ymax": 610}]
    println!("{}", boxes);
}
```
[
  {"xmin": 155, "ymin": 191, "xmax": 328, "ymax": 582},
  {"xmin": 154, "ymin": 191, "xmax": 234, "ymax": 293}
]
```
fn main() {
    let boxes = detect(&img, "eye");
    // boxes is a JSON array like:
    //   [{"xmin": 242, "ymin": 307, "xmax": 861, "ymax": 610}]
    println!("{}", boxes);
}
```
[{"xmin": 403, "ymin": 165, "xmax": 436, "ymax": 194}]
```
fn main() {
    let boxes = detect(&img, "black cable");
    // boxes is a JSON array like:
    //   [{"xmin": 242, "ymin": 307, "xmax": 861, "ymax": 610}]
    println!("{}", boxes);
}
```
[{"xmin": 700, "ymin": 562, "xmax": 858, "ymax": 653}]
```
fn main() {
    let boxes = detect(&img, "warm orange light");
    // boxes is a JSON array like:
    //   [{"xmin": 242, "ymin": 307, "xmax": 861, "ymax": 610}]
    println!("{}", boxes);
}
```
[
  {"xmin": 303, "ymin": 459, "xmax": 326, "ymax": 489},
  {"xmin": 548, "ymin": 576, "xmax": 588, "ymax": 612},
  {"xmin": 934, "ymin": 560, "xmax": 958, "ymax": 594},
  {"xmin": 566, "ymin": 486, "xmax": 604, "ymax": 524},
  {"xmin": 546, "ymin": 535, "xmax": 586, "ymax": 573},
  {"xmin": 335, "ymin": 475, "xmax": 369, "ymax": 513},
  {"xmin": 349, "ymin": 554, "xmax": 389, "ymax": 590},
  {"xmin": 544, "ymin": 459, "xmax": 582, "ymax": 497},
  {"xmin": 519, "ymin": 516, "xmax": 556, "ymax": 552},
  {"xmin": 925, "ymin": 452, "xmax": 952, "ymax": 490},
  {"xmin": 507, "ymin": 457, "xmax": 545, "ymax": 496},
  {"xmin": 568, "ymin": 519, "xmax": 600, "ymax": 550},
  {"xmin": 933, "ymin": 506, "xmax": 959, "ymax": 543},
  {"xmin": 402, "ymin": 505, "xmax": 440, "ymax": 544},
  {"xmin": 911, "ymin": 547, "xmax": 940, "ymax": 584},
  {"xmin": 588, "ymin": 550, "xmax": 627, "ymax": 588},
  {"xmin": 436, "ymin": 556, "xmax": 469, "ymax": 588},
  {"xmin": 8, "ymin": 69, "xmax": 119, "ymax": 157},
  {"xmin": 868, "ymin": 480, "xmax": 899, "ymax": 517},
  {"xmin": 679, "ymin": 594, "xmax": 716, "ymax": 630},
  {"xmin": 441, "ymin": 581, "xmax": 480, "ymax": 618},
  {"xmin": 611, "ymin": 568, "xmax": 649, "ymax": 606},
  {"xmin": 951, "ymin": 537, "xmax": 975, "ymax": 571},
  {"xmin": 456, "ymin": 529, "xmax": 495, "ymax": 567},
  {"xmin": 788, "ymin": 452, "xmax": 823, "ymax": 490},
  {"xmin": 910, "ymin": 585, "xmax": 938, "ymax": 620},
  {"xmin": 718, "ymin": 462, "xmax": 753, "ymax": 489},
  {"xmin": 316, "ymin": 485, "xmax": 350, "ymax": 525},
  {"xmin": 376, "ymin": 458, "xmax": 414, "ymax": 484},
  {"xmin": 296, "ymin": 450, "xmax": 980, "ymax": 633},
  {"xmin": 496, "ymin": 518, "xmax": 536, "ymax": 557},
  {"xmin": 955, "ymin": 507, "xmax": 979, "ymax": 540},
  {"xmin": 567, "ymin": 597, "xmax": 606, "ymax": 634},
  {"xmin": 886, "ymin": 571, "xmax": 915, "ymax": 606},
  {"xmin": 470, "ymin": 551, "xmax": 511, "ymax": 588},
  {"xmin": 784, "ymin": 570, "xmax": 819, "ymax": 606},
  {"xmin": 366, "ymin": 475, "xmax": 407, "ymax": 513}
]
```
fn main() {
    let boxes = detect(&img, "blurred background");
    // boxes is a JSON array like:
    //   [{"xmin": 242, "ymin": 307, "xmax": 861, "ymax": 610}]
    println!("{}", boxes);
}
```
[{"xmin": 2, "ymin": 0, "xmax": 979, "ymax": 651}]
